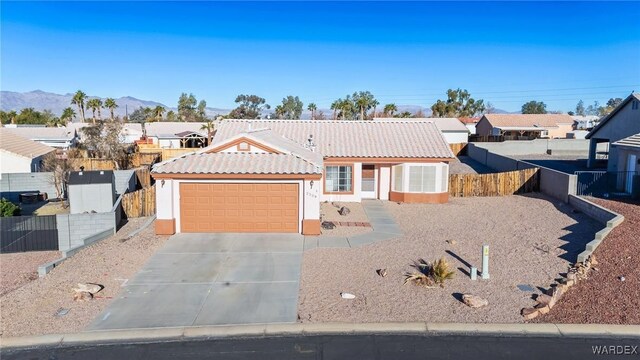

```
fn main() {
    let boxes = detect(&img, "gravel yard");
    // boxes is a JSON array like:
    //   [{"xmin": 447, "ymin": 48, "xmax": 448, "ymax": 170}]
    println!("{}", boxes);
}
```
[
  {"xmin": 536, "ymin": 197, "xmax": 640, "ymax": 324},
  {"xmin": 0, "ymin": 251, "xmax": 61, "ymax": 297},
  {"xmin": 299, "ymin": 194, "xmax": 602, "ymax": 323},
  {"xmin": 320, "ymin": 202, "xmax": 372, "ymax": 237},
  {"xmin": 0, "ymin": 218, "xmax": 169, "ymax": 338}
]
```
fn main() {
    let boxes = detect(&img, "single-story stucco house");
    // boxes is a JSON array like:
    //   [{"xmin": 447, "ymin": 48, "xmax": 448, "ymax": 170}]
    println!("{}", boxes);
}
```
[
  {"xmin": 144, "ymin": 122, "xmax": 210, "ymax": 148},
  {"xmin": 475, "ymin": 114, "xmax": 574, "ymax": 139},
  {"xmin": 458, "ymin": 117, "xmax": 481, "ymax": 135},
  {"xmin": 586, "ymin": 93, "xmax": 640, "ymax": 170},
  {"xmin": 151, "ymin": 120, "xmax": 454, "ymax": 236},
  {"xmin": 0, "ymin": 129, "xmax": 56, "ymax": 174},
  {"xmin": 2, "ymin": 125, "xmax": 80, "ymax": 149}
]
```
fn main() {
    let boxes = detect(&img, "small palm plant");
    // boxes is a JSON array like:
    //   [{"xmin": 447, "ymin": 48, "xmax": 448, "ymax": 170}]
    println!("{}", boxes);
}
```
[
  {"xmin": 404, "ymin": 257, "xmax": 455, "ymax": 288},
  {"xmin": 430, "ymin": 257, "xmax": 455, "ymax": 287},
  {"xmin": 403, "ymin": 258, "xmax": 436, "ymax": 288}
]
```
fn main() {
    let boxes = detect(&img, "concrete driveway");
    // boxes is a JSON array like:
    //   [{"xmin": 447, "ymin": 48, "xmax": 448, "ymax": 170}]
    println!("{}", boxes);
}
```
[{"xmin": 90, "ymin": 233, "xmax": 303, "ymax": 330}]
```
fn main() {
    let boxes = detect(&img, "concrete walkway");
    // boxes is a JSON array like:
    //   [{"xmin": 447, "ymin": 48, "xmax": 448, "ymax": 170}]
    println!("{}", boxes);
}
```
[
  {"xmin": 304, "ymin": 200, "xmax": 402, "ymax": 250},
  {"xmin": 89, "ymin": 233, "xmax": 303, "ymax": 330}
]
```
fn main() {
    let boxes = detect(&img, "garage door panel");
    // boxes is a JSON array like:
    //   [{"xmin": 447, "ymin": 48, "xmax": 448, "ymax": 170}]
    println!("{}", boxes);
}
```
[{"xmin": 180, "ymin": 183, "xmax": 299, "ymax": 233}]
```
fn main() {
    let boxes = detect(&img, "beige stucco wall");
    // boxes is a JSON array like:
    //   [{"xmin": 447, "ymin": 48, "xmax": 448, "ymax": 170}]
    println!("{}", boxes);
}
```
[
  {"xmin": 547, "ymin": 123, "xmax": 574, "ymax": 139},
  {"xmin": 0, "ymin": 150, "xmax": 33, "ymax": 174}
]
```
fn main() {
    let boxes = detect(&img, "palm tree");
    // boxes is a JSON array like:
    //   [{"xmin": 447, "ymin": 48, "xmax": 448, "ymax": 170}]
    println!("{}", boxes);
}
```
[
  {"xmin": 61, "ymin": 107, "xmax": 76, "ymax": 123},
  {"xmin": 384, "ymin": 103, "xmax": 397, "ymax": 117},
  {"xmin": 104, "ymin": 98, "xmax": 118, "ymax": 120},
  {"xmin": 86, "ymin": 98, "xmax": 101, "ymax": 123},
  {"xmin": 153, "ymin": 106, "xmax": 165, "ymax": 122},
  {"xmin": 307, "ymin": 103, "xmax": 317, "ymax": 120},
  {"xmin": 8, "ymin": 110, "xmax": 17, "ymax": 124},
  {"xmin": 71, "ymin": 90, "xmax": 87, "ymax": 122},
  {"xmin": 369, "ymin": 99, "xmax": 379, "ymax": 120},
  {"xmin": 47, "ymin": 116, "xmax": 66, "ymax": 127},
  {"xmin": 330, "ymin": 100, "xmax": 340, "ymax": 120},
  {"xmin": 200, "ymin": 120, "xmax": 215, "ymax": 146}
]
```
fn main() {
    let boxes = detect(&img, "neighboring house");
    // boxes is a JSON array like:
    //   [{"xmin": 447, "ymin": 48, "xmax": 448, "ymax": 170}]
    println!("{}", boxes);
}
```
[
  {"xmin": 0, "ymin": 129, "xmax": 56, "ymax": 174},
  {"xmin": 120, "ymin": 123, "xmax": 144, "ymax": 144},
  {"xmin": 373, "ymin": 117, "xmax": 469, "ymax": 144},
  {"xmin": 68, "ymin": 170, "xmax": 116, "ymax": 214},
  {"xmin": 151, "ymin": 120, "xmax": 454, "ymax": 236},
  {"xmin": 144, "ymin": 122, "xmax": 210, "ymax": 148},
  {"xmin": 475, "ymin": 114, "xmax": 575, "ymax": 139},
  {"xmin": 572, "ymin": 115, "xmax": 600, "ymax": 130},
  {"xmin": 2, "ymin": 124, "xmax": 80, "ymax": 149},
  {"xmin": 458, "ymin": 117, "xmax": 480, "ymax": 135},
  {"xmin": 586, "ymin": 93, "xmax": 640, "ymax": 170},
  {"xmin": 611, "ymin": 133, "xmax": 640, "ymax": 194}
]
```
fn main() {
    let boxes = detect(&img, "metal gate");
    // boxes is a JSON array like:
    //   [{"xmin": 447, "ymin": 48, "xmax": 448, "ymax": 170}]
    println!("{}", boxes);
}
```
[
  {"xmin": 575, "ymin": 171, "xmax": 637, "ymax": 197},
  {"xmin": 0, "ymin": 215, "xmax": 59, "ymax": 253}
]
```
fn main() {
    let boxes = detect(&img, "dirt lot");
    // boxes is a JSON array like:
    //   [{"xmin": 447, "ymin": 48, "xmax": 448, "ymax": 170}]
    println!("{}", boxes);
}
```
[
  {"xmin": 0, "ymin": 251, "xmax": 61, "ymax": 297},
  {"xmin": 0, "ymin": 218, "xmax": 169, "ymax": 338},
  {"xmin": 449, "ymin": 156, "xmax": 495, "ymax": 175},
  {"xmin": 320, "ymin": 202, "xmax": 372, "ymax": 237},
  {"xmin": 299, "ymin": 194, "xmax": 602, "ymax": 323},
  {"xmin": 536, "ymin": 197, "xmax": 640, "ymax": 324}
]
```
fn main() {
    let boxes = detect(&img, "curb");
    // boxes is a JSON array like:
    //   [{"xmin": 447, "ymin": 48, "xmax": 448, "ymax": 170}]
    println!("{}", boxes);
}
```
[{"xmin": 2, "ymin": 322, "xmax": 640, "ymax": 349}]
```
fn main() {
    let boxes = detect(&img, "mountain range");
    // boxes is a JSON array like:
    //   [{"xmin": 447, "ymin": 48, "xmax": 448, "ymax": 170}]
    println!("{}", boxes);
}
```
[{"xmin": 0, "ymin": 90, "xmax": 507, "ymax": 120}]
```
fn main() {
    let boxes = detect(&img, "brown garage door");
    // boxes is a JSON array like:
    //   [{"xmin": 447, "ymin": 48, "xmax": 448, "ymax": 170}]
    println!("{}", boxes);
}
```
[{"xmin": 180, "ymin": 183, "xmax": 299, "ymax": 233}]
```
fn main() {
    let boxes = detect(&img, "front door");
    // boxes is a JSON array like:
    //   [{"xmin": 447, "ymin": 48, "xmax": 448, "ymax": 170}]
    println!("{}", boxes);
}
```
[
  {"xmin": 626, "ymin": 154, "xmax": 637, "ymax": 193},
  {"xmin": 361, "ymin": 164, "xmax": 376, "ymax": 199}
]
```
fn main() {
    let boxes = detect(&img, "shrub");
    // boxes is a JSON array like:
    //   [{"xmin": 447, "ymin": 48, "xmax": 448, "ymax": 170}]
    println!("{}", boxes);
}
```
[
  {"xmin": 404, "ymin": 257, "xmax": 455, "ymax": 288},
  {"xmin": 0, "ymin": 198, "xmax": 21, "ymax": 217}
]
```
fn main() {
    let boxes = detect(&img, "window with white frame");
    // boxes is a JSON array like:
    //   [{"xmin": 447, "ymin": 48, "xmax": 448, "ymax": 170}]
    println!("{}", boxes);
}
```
[
  {"xmin": 408, "ymin": 166, "xmax": 436, "ymax": 192},
  {"xmin": 325, "ymin": 165, "xmax": 352, "ymax": 193},
  {"xmin": 393, "ymin": 165, "xmax": 403, "ymax": 192},
  {"xmin": 393, "ymin": 163, "xmax": 448, "ymax": 193}
]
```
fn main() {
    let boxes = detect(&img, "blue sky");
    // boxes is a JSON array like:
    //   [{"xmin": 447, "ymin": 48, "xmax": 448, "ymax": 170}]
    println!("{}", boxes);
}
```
[{"xmin": 1, "ymin": 1, "xmax": 639, "ymax": 112}]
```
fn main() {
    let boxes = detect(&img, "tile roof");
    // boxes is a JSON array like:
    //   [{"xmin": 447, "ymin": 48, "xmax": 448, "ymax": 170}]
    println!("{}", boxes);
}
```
[
  {"xmin": 0, "ymin": 128, "xmax": 56, "ymax": 158},
  {"xmin": 2, "ymin": 125, "xmax": 78, "ymax": 140},
  {"xmin": 213, "ymin": 120, "xmax": 454, "ymax": 159},
  {"xmin": 153, "ymin": 152, "xmax": 322, "ymax": 175},
  {"xmin": 144, "ymin": 122, "xmax": 210, "ymax": 138},
  {"xmin": 373, "ymin": 118, "xmax": 468, "ymax": 132},
  {"xmin": 482, "ymin": 114, "xmax": 574, "ymax": 128},
  {"xmin": 458, "ymin": 117, "xmax": 481, "ymax": 124},
  {"xmin": 210, "ymin": 128, "xmax": 324, "ymax": 166},
  {"xmin": 613, "ymin": 133, "xmax": 640, "ymax": 149}
]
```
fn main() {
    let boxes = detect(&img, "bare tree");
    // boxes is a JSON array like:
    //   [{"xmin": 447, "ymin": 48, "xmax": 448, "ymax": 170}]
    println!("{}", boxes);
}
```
[{"xmin": 41, "ymin": 152, "xmax": 74, "ymax": 201}]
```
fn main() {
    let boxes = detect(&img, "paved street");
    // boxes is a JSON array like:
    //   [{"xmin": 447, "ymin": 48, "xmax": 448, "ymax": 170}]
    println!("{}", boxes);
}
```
[
  {"xmin": 4, "ymin": 334, "xmax": 639, "ymax": 359},
  {"xmin": 89, "ymin": 233, "xmax": 303, "ymax": 330}
]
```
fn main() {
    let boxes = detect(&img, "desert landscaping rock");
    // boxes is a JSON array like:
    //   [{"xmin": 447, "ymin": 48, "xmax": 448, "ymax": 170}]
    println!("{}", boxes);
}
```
[
  {"xmin": 522, "ymin": 308, "xmax": 540, "ymax": 320},
  {"xmin": 535, "ymin": 198, "xmax": 640, "ymax": 325},
  {"xmin": 462, "ymin": 294, "xmax": 488, "ymax": 308},
  {"xmin": 0, "ymin": 218, "xmax": 168, "ymax": 337},
  {"xmin": 299, "ymin": 195, "xmax": 601, "ymax": 324},
  {"xmin": 338, "ymin": 206, "xmax": 351, "ymax": 216},
  {"xmin": 320, "ymin": 202, "xmax": 372, "ymax": 237}
]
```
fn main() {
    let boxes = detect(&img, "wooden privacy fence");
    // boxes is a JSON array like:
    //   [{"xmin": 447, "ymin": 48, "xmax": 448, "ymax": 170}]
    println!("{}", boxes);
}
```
[
  {"xmin": 69, "ymin": 153, "xmax": 160, "ymax": 171},
  {"xmin": 121, "ymin": 184, "xmax": 156, "ymax": 218},
  {"xmin": 449, "ymin": 168, "xmax": 540, "ymax": 197},
  {"xmin": 137, "ymin": 148, "xmax": 199, "ymax": 161},
  {"xmin": 449, "ymin": 143, "xmax": 468, "ymax": 156},
  {"xmin": 134, "ymin": 166, "xmax": 152, "ymax": 188}
]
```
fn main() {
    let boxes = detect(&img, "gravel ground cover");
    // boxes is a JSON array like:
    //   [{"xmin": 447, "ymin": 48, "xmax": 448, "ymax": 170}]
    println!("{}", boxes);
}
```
[
  {"xmin": 449, "ymin": 156, "xmax": 495, "ymax": 175},
  {"xmin": 0, "ymin": 218, "xmax": 168, "ymax": 338},
  {"xmin": 536, "ymin": 197, "xmax": 640, "ymax": 324},
  {"xmin": 320, "ymin": 202, "xmax": 372, "ymax": 237},
  {"xmin": 299, "ymin": 194, "xmax": 602, "ymax": 323},
  {"xmin": 0, "ymin": 251, "xmax": 61, "ymax": 297}
]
